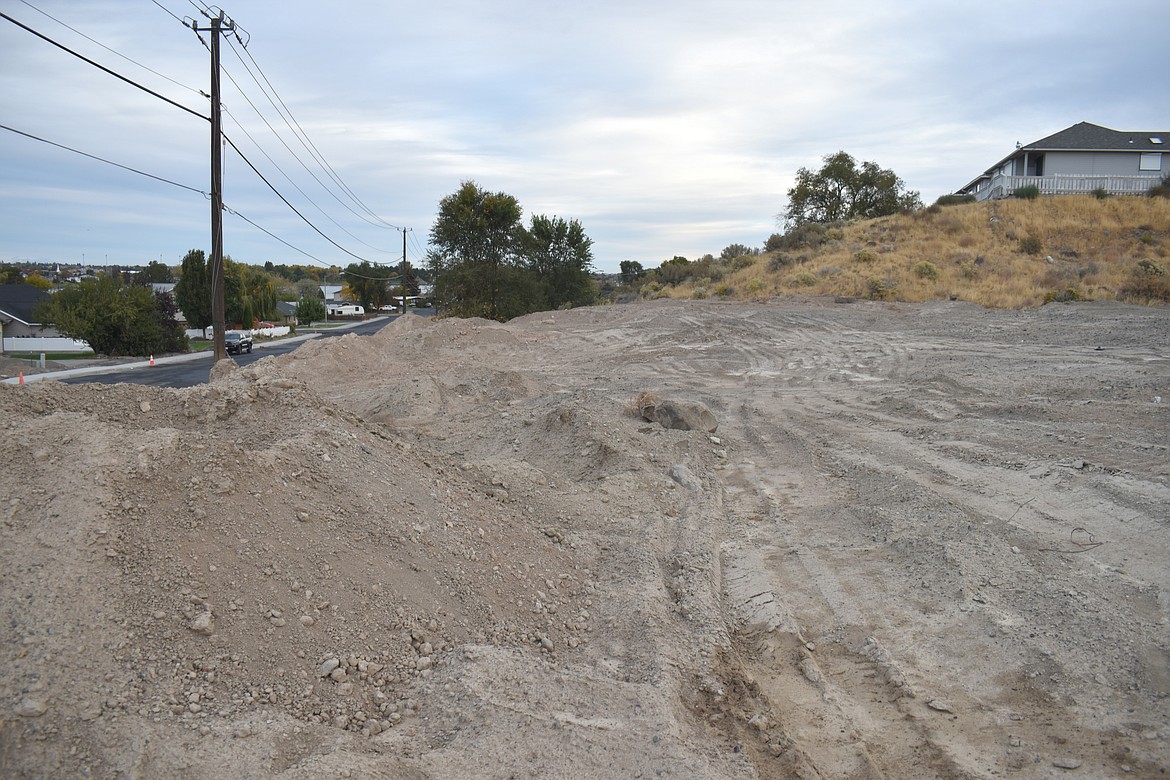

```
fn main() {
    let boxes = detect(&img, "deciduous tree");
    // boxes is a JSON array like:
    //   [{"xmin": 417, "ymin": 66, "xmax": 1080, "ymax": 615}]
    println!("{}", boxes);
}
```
[
  {"xmin": 173, "ymin": 249, "xmax": 211, "ymax": 329},
  {"xmin": 428, "ymin": 181, "xmax": 526, "ymax": 320},
  {"xmin": 35, "ymin": 275, "xmax": 187, "ymax": 357},
  {"xmin": 782, "ymin": 151, "xmax": 922, "ymax": 228},
  {"xmin": 521, "ymin": 214, "xmax": 597, "ymax": 310}
]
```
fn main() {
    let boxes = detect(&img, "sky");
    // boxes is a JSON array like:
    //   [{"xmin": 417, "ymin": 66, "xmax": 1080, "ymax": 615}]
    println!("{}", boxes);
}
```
[{"xmin": 2, "ymin": 0, "xmax": 1168, "ymax": 275}]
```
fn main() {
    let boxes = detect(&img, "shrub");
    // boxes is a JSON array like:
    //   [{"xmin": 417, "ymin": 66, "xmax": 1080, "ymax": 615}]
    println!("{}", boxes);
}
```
[
  {"xmin": 914, "ymin": 261, "xmax": 941, "ymax": 280},
  {"xmin": 745, "ymin": 279, "xmax": 766, "ymax": 294},
  {"xmin": 792, "ymin": 272, "xmax": 817, "ymax": 287},
  {"xmin": 767, "ymin": 253, "xmax": 808, "ymax": 272},
  {"xmin": 1148, "ymin": 175, "xmax": 1170, "ymax": 199},
  {"xmin": 1091, "ymin": 187, "xmax": 1111, "ymax": 200},
  {"xmin": 731, "ymin": 255, "xmax": 756, "ymax": 270},
  {"xmin": 865, "ymin": 276, "xmax": 898, "ymax": 301},
  {"xmin": 1013, "ymin": 185, "xmax": 1041, "ymax": 200},
  {"xmin": 714, "ymin": 284, "xmax": 734, "ymax": 298},
  {"xmin": 854, "ymin": 249, "xmax": 878, "ymax": 264},
  {"xmin": 1120, "ymin": 260, "xmax": 1170, "ymax": 302},
  {"xmin": 935, "ymin": 194, "xmax": 976, "ymax": 206},
  {"xmin": 959, "ymin": 261, "xmax": 980, "ymax": 280},
  {"xmin": 773, "ymin": 222, "xmax": 840, "ymax": 250},
  {"xmin": 1019, "ymin": 235, "xmax": 1044, "ymax": 255},
  {"xmin": 1044, "ymin": 288, "xmax": 1084, "ymax": 304}
]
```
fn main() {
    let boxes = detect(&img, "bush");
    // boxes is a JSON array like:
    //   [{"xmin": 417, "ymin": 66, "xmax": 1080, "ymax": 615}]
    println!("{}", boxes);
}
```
[
  {"xmin": 1019, "ymin": 235, "xmax": 1044, "ymax": 255},
  {"xmin": 1148, "ymin": 175, "xmax": 1170, "ymax": 199},
  {"xmin": 767, "ymin": 253, "xmax": 809, "ymax": 272},
  {"xmin": 1091, "ymin": 187, "xmax": 1111, "ymax": 200},
  {"xmin": 914, "ymin": 261, "xmax": 941, "ymax": 280},
  {"xmin": 792, "ymin": 272, "xmax": 817, "ymax": 287},
  {"xmin": 1119, "ymin": 260, "xmax": 1170, "ymax": 302},
  {"xmin": 1013, "ymin": 185, "xmax": 1041, "ymax": 200},
  {"xmin": 772, "ymin": 222, "xmax": 835, "ymax": 250},
  {"xmin": 865, "ymin": 276, "xmax": 898, "ymax": 301},
  {"xmin": 1044, "ymin": 288, "xmax": 1084, "ymax": 304},
  {"xmin": 745, "ymin": 279, "xmax": 766, "ymax": 294},
  {"xmin": 853, "ymin": 249, "xmax": 878, "ymax": 264},
  {"xmin": 934, "ymin": 194, "xmax": 976, "ymax": 206}
]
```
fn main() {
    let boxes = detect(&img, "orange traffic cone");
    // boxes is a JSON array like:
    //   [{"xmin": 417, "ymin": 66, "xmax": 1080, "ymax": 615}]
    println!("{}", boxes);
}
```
[
  {"xmin": 18, "ymin": 371, "xmax": 24, "ymax": 385},
  {"xmin": 149, "ymin": 355, "xmax": 155, "ymax": 366}
]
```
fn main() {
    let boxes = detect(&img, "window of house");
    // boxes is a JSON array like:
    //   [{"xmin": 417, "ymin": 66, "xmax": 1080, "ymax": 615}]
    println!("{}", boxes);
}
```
[{"xmin": 1140, "ymin": 153, "xmax": 1162, "ymax": 171}]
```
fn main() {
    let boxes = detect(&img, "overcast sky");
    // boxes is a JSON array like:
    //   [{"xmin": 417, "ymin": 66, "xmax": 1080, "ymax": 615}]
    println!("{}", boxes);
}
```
[{"xmin": 2, "ymin": 0, "xmax": 1167, "ymax": 274}]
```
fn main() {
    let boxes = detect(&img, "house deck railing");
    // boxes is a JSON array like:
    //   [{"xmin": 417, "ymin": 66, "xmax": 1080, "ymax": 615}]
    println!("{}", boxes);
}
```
[{"xmin": 975, "ymin": 173, "xmax": 1162, "ymax": 201}]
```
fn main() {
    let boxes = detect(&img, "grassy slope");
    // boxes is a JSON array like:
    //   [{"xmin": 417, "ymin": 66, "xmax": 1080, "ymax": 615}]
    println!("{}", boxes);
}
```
[{"xmin": 649, "ymin": 196, "xmax": 1170, "ymax": 308}]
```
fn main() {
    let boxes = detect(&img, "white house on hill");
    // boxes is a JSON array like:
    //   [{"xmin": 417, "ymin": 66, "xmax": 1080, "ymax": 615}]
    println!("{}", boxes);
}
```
[{"xmin": 958, "ymin": 122, "xmax": 1168, "ymax": 201}]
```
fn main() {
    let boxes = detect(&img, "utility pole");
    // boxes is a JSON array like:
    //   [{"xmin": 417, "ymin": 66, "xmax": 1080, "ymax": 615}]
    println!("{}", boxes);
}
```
[
  {"xmin": 399, "ymin": 227, "xmax": 411, "ymax": 313},
  {"xmin": 193, "ymin": 10, "xmax": 235, "ymax": 362}
]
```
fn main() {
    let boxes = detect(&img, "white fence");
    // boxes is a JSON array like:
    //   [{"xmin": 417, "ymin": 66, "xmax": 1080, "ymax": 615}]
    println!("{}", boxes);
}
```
[
  {"xmin": 191, "ymin": 326, "xmax": 292, "ymax": 340},
  {"xmin": 2, "ymin": 336, "xmax": 93, "ymax": 354},
  {"xmin": 975, "ymin": 173, "xmax": 1161, "ymax": 201}
]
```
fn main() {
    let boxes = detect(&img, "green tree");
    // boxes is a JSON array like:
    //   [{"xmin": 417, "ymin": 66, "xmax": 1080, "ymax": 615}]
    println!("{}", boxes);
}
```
[
  {"xmin": 341, "ymin": 261, "xmax": 395, "ymax": 311},
  {"xmin": 619, "ymin": 260, "xmax": 645, "ymax": 285},
  {"xmin": 295, "ymin": 295, "xmax": 326, "ymax": 325},
  {"xmin": 35, "ymin": 275, "xmax": 187, "ymax": 356},
  {"xmin": 521, "ymin": 214, "xmax": 597, "ymax": 310},
  {"xmin": 173, "ymin": 249, "xmax": 211, "ymax": 329},
  {"xmin": 428, "ymin": 181, "xmax": 528, "ymax": 320},
  {"xmin": 139, "ymin": 260, "xmax": 174, "ymax": 283},
  {"xmin": 224, "ymin": 258, "xmax": 280, "ymax": 327},
  {"xmin": 720, "ymin": 243, "xmax": 757, "ymax": 260},
  {"xmin": 782, "ymin": 151, "xmax": 922, "ymax": 228}
]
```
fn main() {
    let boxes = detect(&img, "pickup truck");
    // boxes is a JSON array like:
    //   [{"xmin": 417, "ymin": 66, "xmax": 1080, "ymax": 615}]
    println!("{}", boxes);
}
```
[{"xmin": 225, "ymin": 331, "xmax": 253, "ymax": 355}]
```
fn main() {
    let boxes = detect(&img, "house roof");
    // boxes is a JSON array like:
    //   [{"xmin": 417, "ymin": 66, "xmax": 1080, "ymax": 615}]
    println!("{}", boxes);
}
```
[
  {"xmin": 959, "ymin": 121, "xmax": 1169, "ymax": 193},
  {"xmin": 1024, "ymin": 122, "xmax": 1168, "ymax": 152},
  {"xmin": 0, "ymin": 284, "xmax": 50, "ymax": 326}
]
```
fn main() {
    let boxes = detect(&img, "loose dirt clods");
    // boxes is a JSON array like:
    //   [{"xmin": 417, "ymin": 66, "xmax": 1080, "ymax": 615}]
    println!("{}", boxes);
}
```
[{"xmin": 1, "ymin": 298, "xmax": 1168, "ymax": 778}]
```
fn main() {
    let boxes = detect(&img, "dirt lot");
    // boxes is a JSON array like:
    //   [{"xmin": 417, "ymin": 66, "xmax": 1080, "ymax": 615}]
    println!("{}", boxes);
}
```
[{"xmin": 1, "ymin": 297, "xmax": 1167, "ymax": 778}]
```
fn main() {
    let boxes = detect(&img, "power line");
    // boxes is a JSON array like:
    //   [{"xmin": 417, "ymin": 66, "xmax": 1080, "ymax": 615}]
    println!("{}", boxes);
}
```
[
  {"xmin": 222, "ymin": 37, "xmax": 402, "ymax": 231},
  {"xmin": 1, "ymin": 122, "xmax": 209, "ymax": 196},
  {"xmin": 220, "ymin": 105, "xmax": 400, "ymax": 255},
  {"xmin": 148, "ymin": 0, "xmax": 186, "ymax": 26},
  {"xmin": 227, "ymin": 36, "xmax": 395, "ymax": 229},
  {"xmin": 222, "ymin": 133, "xmax": 376, "ymax": 265},
  {"xmin": 17, "ymin": 0, "xmax": 203, "ymax": 97},
  {"xmin": 222, "ymin": 204, "xmax": 331, "ymax": 267},
  {"xmin": 0, "ymin": 9, "xmax": 210, "ymax": 123}
]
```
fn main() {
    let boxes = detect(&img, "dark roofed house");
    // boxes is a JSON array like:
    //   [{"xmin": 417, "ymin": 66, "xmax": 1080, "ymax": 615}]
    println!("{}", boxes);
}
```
[
  {"xmin": 958, "ymin": 122, "xmax": 1169, "ymax": 201},
  {"xmin": 0, "ymin": 284, "xmax": 52, "ymax": 345}
]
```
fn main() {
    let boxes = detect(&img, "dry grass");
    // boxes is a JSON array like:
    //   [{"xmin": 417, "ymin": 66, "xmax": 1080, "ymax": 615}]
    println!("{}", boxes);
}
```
[{"xmin": 650, "ymin": 196, "xmax": 1170, "ymax": 308}]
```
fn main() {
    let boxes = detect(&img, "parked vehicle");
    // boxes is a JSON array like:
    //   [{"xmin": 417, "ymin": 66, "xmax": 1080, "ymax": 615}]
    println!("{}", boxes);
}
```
[{"xmin": 225, "ymin": 331, "xmax": 253, "ymax": 354}]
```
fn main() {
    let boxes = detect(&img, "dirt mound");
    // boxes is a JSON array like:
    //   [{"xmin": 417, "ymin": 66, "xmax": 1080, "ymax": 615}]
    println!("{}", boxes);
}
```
[{"xmin": 2, "ymin": 299, "xmax": 1168, "ymax": 778}]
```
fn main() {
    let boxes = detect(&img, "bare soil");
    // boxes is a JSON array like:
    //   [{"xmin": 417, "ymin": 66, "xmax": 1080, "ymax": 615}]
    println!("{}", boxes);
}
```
[{"xmin": 1, "ymin": 297, "xmax": 1167, "ymax": 778}]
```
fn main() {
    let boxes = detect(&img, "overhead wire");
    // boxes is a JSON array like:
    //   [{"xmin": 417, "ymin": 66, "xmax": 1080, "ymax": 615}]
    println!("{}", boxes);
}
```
[
  {"xmin": 1, "ymin": 122, "xmax": 208, "ymax": 196},
  {"xmin": 0, "ymin": 9, "xmax": 209, "ymax": 122},
  {"xmin": 4, "ymin": 6, "xmax": 417, "ymax": 269},
  {"xmin": 222, "ymin": 36, "xmax": 402, "ymax": 231},
  {"xmin": 226, "ymin": 35, "xmax": 398, "ymax": 230},
  {"xmin": 18, "ymin": 0, "xmax": 203, "ymax": 98}
]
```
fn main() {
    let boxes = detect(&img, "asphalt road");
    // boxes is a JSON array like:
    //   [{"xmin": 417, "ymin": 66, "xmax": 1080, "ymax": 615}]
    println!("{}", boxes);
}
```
[{"xmin": 59, "ymin": 313, "xmax": 419, "ymax": 389}]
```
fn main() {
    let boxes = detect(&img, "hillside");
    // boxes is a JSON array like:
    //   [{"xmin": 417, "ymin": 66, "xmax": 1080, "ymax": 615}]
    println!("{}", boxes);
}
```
[
  {"xmin": 641, "ymin": 196, "xmax": 1170, "ymax": 308},
  {"xmin": 2, "ymin": 299, "xmax": 1168, "ymax": 778}
]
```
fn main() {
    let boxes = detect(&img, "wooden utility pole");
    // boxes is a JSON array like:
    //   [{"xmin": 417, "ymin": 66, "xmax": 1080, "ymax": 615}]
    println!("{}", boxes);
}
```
[
  {"xmin": 194, "ymin": 10, "xmax": 234, "ymax": 362},
  {"xmin": 209, "ymin": 12, "xmax": 226, "ymax": 361},
  {"xmin": 400, "ymin": 227, "xmax": 410, "ymax": 313}
]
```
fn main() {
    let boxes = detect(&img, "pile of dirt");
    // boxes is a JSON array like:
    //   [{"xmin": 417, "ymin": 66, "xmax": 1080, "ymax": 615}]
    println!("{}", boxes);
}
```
[{"xmin": 2, "ymin": 298, "xmax": 1168, "ymax": 778}]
